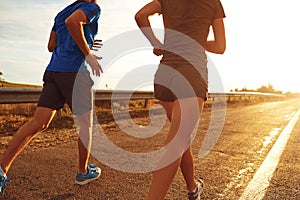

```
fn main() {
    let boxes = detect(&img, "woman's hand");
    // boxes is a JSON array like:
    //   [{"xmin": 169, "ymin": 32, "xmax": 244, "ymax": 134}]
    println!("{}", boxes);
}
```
[
  {"xmin": 153, "ymin": 40, "xmax": 164, "ymax": 56},
  {"xmin": 153, "ymin": 47, "xmax": 163, "ymax": 56}
]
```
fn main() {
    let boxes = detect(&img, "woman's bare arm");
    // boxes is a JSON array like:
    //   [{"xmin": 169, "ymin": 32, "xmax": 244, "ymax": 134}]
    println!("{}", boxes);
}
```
[
  {"xmin": 205, "ymin": 18, "xmax": 226, "ymax": 54},
  {"xmin": 135, "ymin": 0, "xmax": 163, "ymax": 55}
]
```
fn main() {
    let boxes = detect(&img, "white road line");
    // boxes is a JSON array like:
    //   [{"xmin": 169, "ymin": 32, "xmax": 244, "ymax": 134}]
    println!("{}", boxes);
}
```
[{"xmin": 239, "ymin": 109, "xmax": 300, "ymax": 200}]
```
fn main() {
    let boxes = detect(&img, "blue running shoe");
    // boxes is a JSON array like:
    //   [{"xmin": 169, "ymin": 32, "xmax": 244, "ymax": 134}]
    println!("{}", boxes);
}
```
[
  {"xmin": 75, "ymin": 164, "xmax": 101, "ymax": 185},
  {"xmin": 0, "ymin": 173, "xmax": 11, "ymax": 196}
]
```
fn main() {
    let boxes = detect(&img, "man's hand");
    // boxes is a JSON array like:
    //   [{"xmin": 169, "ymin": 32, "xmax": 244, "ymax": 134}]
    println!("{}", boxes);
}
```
[
  {"xmin": 85, "ymin": 53, "xmax": 103, "ymax": 77},
  {"xmin": 91, "ymin": 39, "xmax": 103, "ymax": 51}
]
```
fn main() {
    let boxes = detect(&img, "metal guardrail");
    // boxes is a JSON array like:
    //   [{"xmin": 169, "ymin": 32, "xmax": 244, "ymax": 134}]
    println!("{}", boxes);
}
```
[
  {"xmin": 0, "ymin": 88, "xmax": 154, "ymax": 104},
  {"xmin": 207, "ymin": 91, "xmax": 285, "ymax": 102},
  {"xmin": 0, "ymin": 88, "xmax": 42, "ymax": 104},
  {"xmin": 0, "ymin": 88, "xmax": 285, "ymax": 104}
]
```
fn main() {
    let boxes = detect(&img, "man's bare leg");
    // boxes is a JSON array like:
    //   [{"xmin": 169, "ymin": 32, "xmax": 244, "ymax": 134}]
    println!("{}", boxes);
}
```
[
  {"xmin": 0, "ymin": 107, "xmax": 56, "ymax": 174},
  {"xmin": 75, "ymin": 111, "xmax": 92, "ymax": 174}
]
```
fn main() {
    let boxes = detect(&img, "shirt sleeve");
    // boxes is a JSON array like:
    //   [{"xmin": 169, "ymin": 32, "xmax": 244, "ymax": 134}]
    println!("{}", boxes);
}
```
[
  {"xmin": 79, "ymin": 3, "xmax": 101, "ymax": 23},
  {"xmin": 213, "ymin": 0, "xmax": 226, "ymax": 19},
  {"xmin": 51, "ymin": 23, "xmax": 57, "ymax": 32}
]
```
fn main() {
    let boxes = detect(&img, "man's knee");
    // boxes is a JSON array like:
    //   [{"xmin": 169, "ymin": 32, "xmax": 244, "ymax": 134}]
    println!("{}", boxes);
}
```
[
  {"xmin": 75, "ymin": 111, "xmax": 92, "ymax": 128},
  {"xmin": 29, "ymin": 118, "xmax": 51, "ymax": 132}
]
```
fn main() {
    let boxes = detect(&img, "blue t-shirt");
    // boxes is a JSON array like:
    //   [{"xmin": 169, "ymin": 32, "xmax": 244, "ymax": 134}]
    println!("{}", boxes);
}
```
[{"xmin": 46, "ymin": 1, "xmax": 101, "ymax": 72}]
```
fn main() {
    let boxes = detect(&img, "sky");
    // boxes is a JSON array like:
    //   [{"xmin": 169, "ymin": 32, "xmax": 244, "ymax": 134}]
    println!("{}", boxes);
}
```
[{"xmin": 0, "ymin": 0, "xmax": 300, "ymax": 93}]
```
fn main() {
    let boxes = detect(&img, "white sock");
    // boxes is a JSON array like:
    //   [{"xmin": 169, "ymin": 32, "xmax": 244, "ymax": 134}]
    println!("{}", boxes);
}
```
[{"xmin": 192, "ymin": 185, "xmax": 198, "ymax": 193}]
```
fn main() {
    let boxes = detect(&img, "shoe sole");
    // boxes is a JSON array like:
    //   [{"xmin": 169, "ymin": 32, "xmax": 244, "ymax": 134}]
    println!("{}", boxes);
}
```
[{"xmin": 75, "ymin": 169, "xmax": 101, "ymax": 185}]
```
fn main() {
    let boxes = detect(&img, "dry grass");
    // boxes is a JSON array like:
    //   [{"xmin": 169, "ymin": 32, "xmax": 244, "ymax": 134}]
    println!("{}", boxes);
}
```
[
  {"xmin": 0, "ymin": 94, "xmax": 286, "ymax": 137},
  {"xmin": 0, "ymin": 99, "xmax": 158, "ymax": 137},
  {"xmin": 0, "ymin": 80, "xmax": 42, "ymax": 88}
]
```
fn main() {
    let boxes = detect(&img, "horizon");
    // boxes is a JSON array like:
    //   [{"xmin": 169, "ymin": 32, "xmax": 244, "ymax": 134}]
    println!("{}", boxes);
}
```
[
  {"xmin": 0, "ymin": 0, "xmax": 299, "ymax": 93},
  {"xmin": 1, "ymin": 79, "xmax": 299, "ymax": 95}
]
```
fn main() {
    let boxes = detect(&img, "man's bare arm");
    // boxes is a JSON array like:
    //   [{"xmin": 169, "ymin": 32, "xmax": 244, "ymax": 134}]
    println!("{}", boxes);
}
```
[
  {"xmin": 65, "ymin": 10, "xmax": 91, "ymax": 57},
  {"xmin": 65, "ymin": 10, "xmax": 102, "ymax": 76},
  {"xmin": 47, "ymin": 31, "xmax": 57, "ymax": 52}
]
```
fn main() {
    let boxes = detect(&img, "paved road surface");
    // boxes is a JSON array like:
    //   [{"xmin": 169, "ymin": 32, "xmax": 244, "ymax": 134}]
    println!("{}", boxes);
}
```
[{"xmin": 0, "ymin": 99, "xmax": 299, "ymax": 199}]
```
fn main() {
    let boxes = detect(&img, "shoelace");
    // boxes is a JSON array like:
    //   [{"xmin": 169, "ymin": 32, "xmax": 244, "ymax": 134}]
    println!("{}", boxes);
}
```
[
  {"xmin": 89, "ymin": 167, "xmax": 99, "ymax": 173},
  {"xmin": 0, "ymin": 176, "xmax": 11, "ymax": 196}
]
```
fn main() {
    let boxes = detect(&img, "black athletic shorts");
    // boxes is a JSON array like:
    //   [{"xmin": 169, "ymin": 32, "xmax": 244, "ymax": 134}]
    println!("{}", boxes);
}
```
[{"xmin": 38, "ymin": 71, "xmax": 94, "ymax": 115}]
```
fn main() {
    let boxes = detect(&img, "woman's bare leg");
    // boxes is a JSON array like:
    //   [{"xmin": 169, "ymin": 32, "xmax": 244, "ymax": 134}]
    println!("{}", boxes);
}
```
[
  {"xmin": 147, "ymin": 100, "xmax": 182, "ymax": 200},
  {"xmin": 147, "ymin": 97, "xmax": 204, "ymax": 199},
  {"xmin": 180, "ymin": 148, "xmax": 197, "ymax": 192},
  {"xmin": 180, "ymin": 98, "xmax": 204, "ymax": 192}
]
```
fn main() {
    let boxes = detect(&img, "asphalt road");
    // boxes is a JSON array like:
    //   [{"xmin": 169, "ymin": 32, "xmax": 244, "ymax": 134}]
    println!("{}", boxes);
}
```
[{"xmin": 0, "ymin": 98, "xmax": 299, "ymax": 200}]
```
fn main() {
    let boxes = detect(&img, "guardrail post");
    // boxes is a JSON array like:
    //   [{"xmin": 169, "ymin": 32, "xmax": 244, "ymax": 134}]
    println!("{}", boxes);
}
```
[{"xmin": 144, "ymin": 99, "xmax": 149, "ymax": 108}]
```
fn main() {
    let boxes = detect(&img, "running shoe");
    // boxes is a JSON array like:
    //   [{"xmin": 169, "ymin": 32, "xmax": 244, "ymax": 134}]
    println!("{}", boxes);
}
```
[
  {"xmin": 0, "ymin": 173, "xmax": 11, "ymax": 196},
  {"xmin": 75, "ymin": 164, "xmax": 101, "ymax": 185},
  {"xmin": 188, "ymin": 179, "xmax": 204, "ymax": 200}
]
